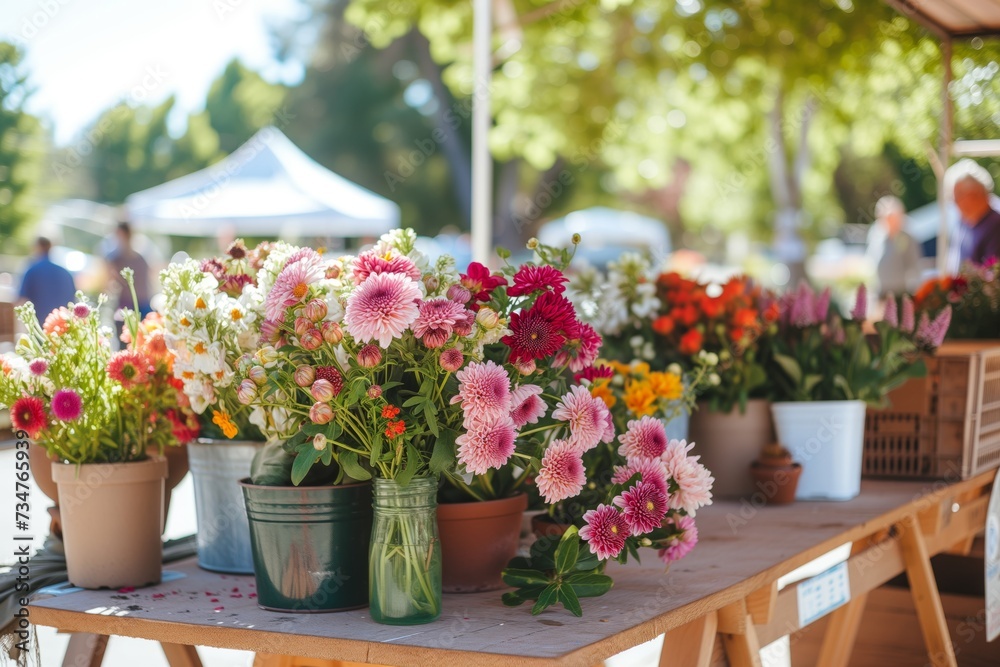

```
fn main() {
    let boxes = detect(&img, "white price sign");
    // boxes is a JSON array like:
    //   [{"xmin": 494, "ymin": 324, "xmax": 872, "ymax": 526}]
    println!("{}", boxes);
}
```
[
  {"xmin": 797, "ymin": 561, "xmax": 851, "ymax": 627},
  {"xmin": 986, "ymin": 473, "xmax": 1000, "ymax": 642}
]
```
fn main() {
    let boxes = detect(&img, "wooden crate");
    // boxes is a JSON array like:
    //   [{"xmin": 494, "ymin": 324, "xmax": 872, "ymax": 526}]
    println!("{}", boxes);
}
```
[{"xmin": 864, "ymin": 341, "xmax": 1000, "ymax": 480}]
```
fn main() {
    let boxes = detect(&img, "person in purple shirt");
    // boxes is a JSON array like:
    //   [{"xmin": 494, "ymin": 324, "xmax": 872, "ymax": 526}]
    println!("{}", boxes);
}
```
[
  {"xmin": 17, "ymin": 237, "xmax": 77, "ymax": 324},
  {"xmin": 947, "ymin": 159, "xmax": 1000, "ymax": 269}
]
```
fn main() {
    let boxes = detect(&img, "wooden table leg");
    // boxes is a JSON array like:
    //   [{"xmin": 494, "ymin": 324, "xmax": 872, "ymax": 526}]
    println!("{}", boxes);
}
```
[
  {"xmin": 816, "ymin": 538, "xmax": 871, "ymax": 667},
  {"xmin": 660, "ymin": 611, "xmax": 718, "ymax": 667},
  {"xmin": 721, "ymin": 613, "xmax": 762, "ymax": 667},
  {"xmin": 899, "ymin": 514, "xmax": 958, "ymax": 667},
  {"xmin": 61, "ymin": 633, "xmax": 108, "ymax": 667},
  {"xmin": 161, "ymin": 643, "xmax": 202, "ymax": 667}
]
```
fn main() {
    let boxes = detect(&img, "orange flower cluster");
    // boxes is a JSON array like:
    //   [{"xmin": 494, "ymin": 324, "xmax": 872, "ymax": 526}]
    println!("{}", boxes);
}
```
[
  {"xmin": 384, "ymin": 420, "xmax": 406, "ymax": 438},
  {"xmin": 591, "ymin": 360, "xmax": 684, "ymax": 418}
]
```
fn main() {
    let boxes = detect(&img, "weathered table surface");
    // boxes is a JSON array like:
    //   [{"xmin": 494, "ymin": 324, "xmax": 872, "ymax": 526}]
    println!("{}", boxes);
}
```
[{"xmin": 30, "ymin": 475, "xmax": 992, "ymax": 667}]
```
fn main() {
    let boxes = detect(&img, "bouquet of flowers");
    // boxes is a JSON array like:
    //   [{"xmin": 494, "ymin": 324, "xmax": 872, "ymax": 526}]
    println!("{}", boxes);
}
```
[
  {"xmin": 0, "ymin": 271, "xmax": 197, "ymax": 463},
  {"xmin": 913, "ymin": 260, "xmax": 1000, "ymax": 340},
  {"xmin": 771, "ymin": 283, "xmax": 951, "ymax": 406}
]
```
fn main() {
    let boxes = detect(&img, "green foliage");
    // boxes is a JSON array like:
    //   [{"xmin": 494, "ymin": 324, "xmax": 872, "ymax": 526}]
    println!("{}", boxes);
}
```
[{"xmin": 0, "ymin": 41, "xmax": 42, "ymax": 243}]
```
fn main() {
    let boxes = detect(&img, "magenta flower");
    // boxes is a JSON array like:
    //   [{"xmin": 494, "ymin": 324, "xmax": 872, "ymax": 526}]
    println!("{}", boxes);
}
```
[
  {"xmin": 506, "ymin": 265, "xmax": 568, "ymax": 297},
  {"xmin": 883, "ymin": 293, "xmax": 898, "ymax": 328},
  {"xmin": 552, "ymin": 385, "xmax": 613, "ymax": 452},
  {"xmin": 412, "ymin": 298, "xmax": 469, "ymax": 349},
  {"xmin": 344, "ymin": 272, "xmax": 422, "ymax": 348},
  {"xmin": 579, "ymin": 504, "xmax": 629, "ymax": 560},
  {"xmin": 51, "ymin": 388, "xmax": 83, "ymax": 422},
  {"xmin": 657, "ymin": 515, "xmax": 698, "ymax": 564},
  {"xmin": 450, "ymin": 360, "xmax": 511, "ymax": 424},
  {"xmin": 73, "ymin": 303, "xmax": 90, "ymax": 319},
  {"xmin": 439, "ymin": 347, "xmax": 464, "ymax": 373},
  {"xmin": 613, "ymin": 480, "xmax": 668, "ymax": 534},
  {"xmin": 10, "ymin": 397, "xmax": 46, "ymax": 438},
  {"xmin": 618, "ymin": 416, "xmax": 668, "ymax": 459},
  {"xmin": 509, "ymin": 384, "xmax": 546, "ymax": 428},
  {"xmin": 352, "ymin": 249, "xmax": 421, "ymax": 284},
  {"xmin": 851, "ymin": 284, "xmax": 868, "ymax": 321},
  {"xmin": 814, "ymin": 287, "xmax": 831, "ymax": 323},
  {"xmin": 535, "ymin": 440, "xmax": 586, "ymax": 503},
  {"xmin": 28, "ymin": 359, "xmax": 48, "ymax": 376},
  {"xmin": 264, "ymin": 255, "xmax": 324, "ymax": 322},
  {"xmin": 612, "ymin": 457, "xmax": 669, "ymax": 497},
  {"xmin": 456, "ymin": 415, "xmax": 517, "ymax": 474},
  {"xmin": 553, "ymin": 321, "xmax": 602, "ymax": 372}
]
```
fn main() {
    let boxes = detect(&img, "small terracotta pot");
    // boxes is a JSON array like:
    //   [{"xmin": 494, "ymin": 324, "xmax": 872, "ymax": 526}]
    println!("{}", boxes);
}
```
[
  {"xmin": 437, "ymin": 494, "xmax": 528, "ymax": 593},
  {"xmin": 52, "ymin": 456, "xmax": 168, "ymax": 589},
  {"xmin": 530, "ymin": 514, "xmax": 574, "ymax": 540},
  {"xmin": 749, "ymin": 461, "xmax": 803, "ymax": 505},
  {"xmin": 29, "ymin": 444, "xmax": 60, "ymax": 503},
  {"xmin": 689, "ymin": 399, "xmax": 775, "ymax": 499}
]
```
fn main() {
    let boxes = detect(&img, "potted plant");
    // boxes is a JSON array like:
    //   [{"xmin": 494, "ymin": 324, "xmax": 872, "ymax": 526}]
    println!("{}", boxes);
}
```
[
  {"xmin": 0, "ymin": 271, "xmax": 196, "ymax": 589},
  {"xmin": 749, "ymin": 443, "xmax": 802, "ymax": 505},
  {"xmin": 769, "ymin": 283, "xmax": 950, "ymax": 500},
  {"xmin": 160, "ymin": 240, "xmax": 271, "ymax": 574},
  {"xmin": 913, "ymin": 259, "xmax": 1000, "ymax": 340}
]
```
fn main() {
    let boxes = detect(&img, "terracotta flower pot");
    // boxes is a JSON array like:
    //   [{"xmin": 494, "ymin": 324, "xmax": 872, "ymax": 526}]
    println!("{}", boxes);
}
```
[
  {"xmin": 52, "ymin": 456, "xmax": 168, "ymax": 589},
  {"xmin": 749, "ymin": 461, "xmax": 803, "ymax": 505},
  {"xmin": 28, "ymin": 444, "xmax": 59, "ymax": 503},
  {"xmin": 530, "ymin": 513, "xmax": 574, "ymax": 540},
  {"xmin": 438, "ymin": 493, "xmax": 528, "ymax": 593},
  {"xmin": 688, "ymin": 399, "xmax": 774, "ymax": 499}
]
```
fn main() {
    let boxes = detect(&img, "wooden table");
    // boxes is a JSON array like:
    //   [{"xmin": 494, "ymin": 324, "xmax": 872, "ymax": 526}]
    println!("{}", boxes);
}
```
[{"xmin": 30, "ymin": 472, "xmax": 996, "ymax": 667}]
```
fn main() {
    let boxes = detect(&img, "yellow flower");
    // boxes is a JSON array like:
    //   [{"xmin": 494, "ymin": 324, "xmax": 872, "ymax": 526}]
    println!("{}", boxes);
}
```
[
  {"xmin": 590, "ymin": 381, "xmax": 617, "ymax": 409},
  {"xmin": 623, "ymin": 380, "xmax": 657, "ymax": 417},
  {"xmin": 212, "ymin": 410, "xmax": 238, "ymax": 439},
  {"xmin": 649, "ymin": 372, "xmax": 683, "ymax": 401},
  {"xmin": 629, "ymin": 361, "xmax": 651, "ymax": 377},
  {"xmin": 605, "ymin": 360, "xmax": 632, "ymax": 377}
]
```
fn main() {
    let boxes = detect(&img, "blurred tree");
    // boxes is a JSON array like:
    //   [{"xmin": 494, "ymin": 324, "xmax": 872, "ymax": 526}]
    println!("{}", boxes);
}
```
[
  {"xmin": 204, "ymin": 59, "xmax": 288, "ymax": 155},
  {"xmin": 0, "ymin": 41, "xmax": 43, "ymax": 244}
]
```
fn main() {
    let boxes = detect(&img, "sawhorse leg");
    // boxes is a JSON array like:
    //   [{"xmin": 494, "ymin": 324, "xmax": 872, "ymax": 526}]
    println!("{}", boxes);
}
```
[
  {"xmin": 660, "ymin": 611, "xmax": 718, "ymax": 667},
  {"xmin": 719, "ymin": 601, "xmax": 762, "ymax": 667},
  {"xmin": 161, "ymin": 644, "xmax": 203, "ymax": 667},
  {"xmin": 816, "ymin": 537, "xmax": 874, "ymax": 667},
  {"xmin": 899, "ymin": 514, "xmax": 958, "ymax": 667},
  {"xmin": 62, "ymin": 634, "xmax": 107, "ymax": 667}
]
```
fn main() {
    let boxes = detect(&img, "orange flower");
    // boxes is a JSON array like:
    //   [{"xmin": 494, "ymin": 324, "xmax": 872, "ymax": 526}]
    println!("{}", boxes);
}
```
[
  {"xmin": 43, "ymin": 309, "xmax": 71, "ymax": 336},
  {"xmin": 678, "ymin": 329, "xmax": 703, "ymax": 356},
  {"xmin": 590, "ymin": 381, "xmax": 617, "ymax": 409},
  {"xmin": 764, "ymin": 302, "xmax": 780, "ymax": 322},
  {"xmin": 382, "ymin": 405, "xmax": 401, "ymax": 419},
  {"xmin": 732, "ymin": 308, "xmax": 758, "ymax": 328},
  {"xmin": 623, "ymin": 380, "xmax": 657, "ymax": 417},
  {"xmin": 212, "ymin": 410, "xmax": 238, "ymax": 439},
  {"xmin": 648, "ymin": 371, "xmax": 683, "ymax": 401},
  {"xmin": 700, "ymin": 295, "xmax": 724, "ymax": 319},
  {"xmin": 720, "ymin": 278, "xmax": 746, "ymax": 301},
  {"xmin": 652, "ymin": 315, "xmax": 675, "ymax": 336}
]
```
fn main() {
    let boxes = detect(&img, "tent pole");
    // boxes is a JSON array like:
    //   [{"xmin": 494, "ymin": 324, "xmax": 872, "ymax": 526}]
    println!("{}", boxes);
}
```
[
  {"xmin": 471, "ymin": 0, "xmax": 493, "ymax": 264},
  {"xmin": 937, "ymin": 37, "xmax": 952, "ymax": 274}
]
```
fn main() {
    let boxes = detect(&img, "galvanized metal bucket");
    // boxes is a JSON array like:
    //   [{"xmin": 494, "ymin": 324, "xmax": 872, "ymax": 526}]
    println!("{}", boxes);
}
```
[{"xmin": 188, "ymin": 439, "xmax": 264, "ymax": 574}]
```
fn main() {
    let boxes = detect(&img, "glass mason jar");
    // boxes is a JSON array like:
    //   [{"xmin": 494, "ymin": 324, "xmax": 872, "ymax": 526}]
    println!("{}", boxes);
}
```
[{"xmin": 369, "ymin": 475, "xmax": 442, "ymax": 625}]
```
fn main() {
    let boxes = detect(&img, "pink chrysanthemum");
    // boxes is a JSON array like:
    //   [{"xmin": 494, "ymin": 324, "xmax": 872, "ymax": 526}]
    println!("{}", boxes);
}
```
[
  {"xmin": 510, "ymin": 384, "xmax": 546, "ymax": 428},
  {"xmin": 579, "ymin": 504, "xmax": 629, "ymax": 560},
  {"xmin": 552, "ymin": 385, "xmax": 613, "ymax": 452},
  {"xmin": 613, "ymin": 480, "xmax": 668, "ymax": 534},
  {"xmin": 502, "ymin": 291, "xmax": 577, "ymax": 364},
  {"xmin": 661, "ymin": 440, "xmax": 714, "ymax": 515},
  {"xmin": 618, "ymin": 416, "xmax": 669, "ymax": 459},
  {"xmin": 575, "ymin": 364, "xmax": 614, "ymax": 383},
  {"xmin": 450, "ymin": 360, "xmax": 511, "ymax": 424},
  {"xmin": 28, "ymin": 359, "xmax": 48, "ymax": 376},
  {"xmin": 11, "ymin": 397, "xmax": 46, "ymax": 439},
  {"xmin": 658, "ymin": 515, "xmax": 698, "ymax": 564},
  {"xmin": 535, "ymin": 439, "xmax": 586, "ymax": 503},
  {"xmin": 353, "ymin": 249, "xmax": 421, "ymax": 284},
  {"xmin": 456, "ymin": 415, "xmax": 517, "ymax": 474},
  {"xmin": 73, "ymin": 303, "xmax": 91, "ymax": 319},
  {"xmin": 344, "ymin": 272, "xmax": 422, "ymax": 348},
  {"xmin": 51, "ymin": 388, "xmax": 83, "ymax": 422},
  {"xmin": 612, "ymin": 457, "xmax": 669, "ymax": 497},
  {"xmin": 264, "ymin": 256, "xmax": 324, "ymax": 322},
  {"xmin": 106, "ymin": 350, "xmax": 149, "ymax": 389},
  {"xmin": 412, "ymin": 298, "xmax": 469, "ymax": 349},
  {"xmin": 554, "ymin": 322, "xmax": 602, "ymax": 372},
  {"xmin": 507, "ymin": 265, "xmax": 568, "ymax": 297},
  {"xmin": 440, "ymin": 347, "xmax": 464, "ymax": 372}
]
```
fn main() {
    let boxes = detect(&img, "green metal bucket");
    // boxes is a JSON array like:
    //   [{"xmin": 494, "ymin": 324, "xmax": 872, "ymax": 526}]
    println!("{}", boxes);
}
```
[{"xmin": 240, "ymin": 479, "xmax": 372, "ymax": 612}]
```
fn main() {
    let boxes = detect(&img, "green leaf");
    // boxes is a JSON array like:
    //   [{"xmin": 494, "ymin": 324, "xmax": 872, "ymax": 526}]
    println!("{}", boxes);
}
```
[
  {"xmin": 565, "ymin": 572, "xmax": 614, "ymax": 597},
  {"xmin": 803, "ymin": 374, "xmax": 823, "ymax": 395},
  {"xmin": 429, "ymin": 428, "xmax": 458, "ymax": 473},
  {"xmin": 402, "ymin": 395, "xmax": 425, "ymax": 408},
  {"xmin": 555, "ymin": 526, "xmax": 581, "ymax": 573},
  {"xmin": 773, "ymin": 353, "xmax": 802, "ymax": 386},
  {"xmin": 290, "ymin": 448, "xmax": 320, "ymax": 486},
  {"xmin": 320, "ymin": 445, "xmax": 332, "ymax": 466},
  {"xmin": 557, "ymin": 584, "xmax": 583, "ymax": 617},
  {"xmin": 507, "ymin": 556, "xmax": 532, "ymax": 570},
  {"xmin": 501, "ymin": 568, "xmax": 550, "ymax": 588},
  {"xmin": 284, "ymin": 429, "xmax": 309, "ymax": 450},
  {"xmin": 423, "ymin": 401, "xmax": 439, "ymax": 436},
  {"xmin": 502, "ymin": 591, "xmax": 527, "ymax": 607},
  {"xmin": 394, "ymin": 444, "xmax": 420, "ymax": 487},
  {"xmin": 531, "ymin": 584, "xmax": 560, "ymax": 615},
  {"xmin": 575, "ymin": 550, "xmax": 600, "ymax": 572},
  {"xmin": 340, "ymin": 451, "xmax": 372, "ymax": 481}
]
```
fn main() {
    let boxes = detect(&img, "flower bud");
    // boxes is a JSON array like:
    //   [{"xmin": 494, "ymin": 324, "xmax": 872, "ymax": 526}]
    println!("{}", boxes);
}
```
[
  {"xmin": 367, "ymin": 384, "xmax": 382, "ymax": 399},
  {"xmin": 255, "ymin": 346, "xmax": 278, "ymax": 367},
  {"xmin": 312, "ymin": 433, "xmax": 327, "ymax": 451},
  {"xmin": 423, "ymin": 274, "xmax": 440, "ymax": 292},
  {"xmin": 294, "ymin": 316, "xmax": 312, "ymax": 337},
  {"xmin": 705, "ymin": 352, "xmax": 719, "ymax": 366},
  {"xmin": 667, "ymin": 363, "xmax": 682, "ymax": 376},
  {"xmin": 447, "ymin": 284, "xmax": 471, "ymax": 303},
  {"xmin": 294, "ymin": 365, "xmax": 316, "ymax": 387},
  {"xmin": 248, "ymin": 365, "xmax": 268, "ymax": 386},
  {"xmin": 237, "ymin": 379, "xmax": 257, "ymax": 405},
  {"xmin": 514, "ymin": 358, "xmax": 536, "ymax": 375},
  {"xmin": 439, "ymin": 348, "xmax": 464, "ymax": 373},
  {"xmin": 357, "ymin": 344, "xmax": 382, "ymax": 368},
  {"xmin": 571, "ymin": 233, "xmax": 581, "ymax": 245},
  {"xmin": 309, "ymin": 402, "xmax": 333, "ymax": 424},
  {"xmin": 709, "ymin": 373, "xmax": 721, "ymax": 386},
  {"xmin": 475, "ymin": 307, "xmax": 500, "ymax": 330},
  {"xmin": 237, "ymin": 353, "xmax": 255, "ymax": 373},
  {"xmin": 526, "ymin": 238, "xmax": 539, "ymax": 250},
  {"xmin": 320, "ymin": 321, "xmax": 343, "ymax": 345},
  {"xmin": 325, "ymin": 265, "xmax": 341, "ymax": 280},
  {"xmin": 300, "ymin": 328, "xmax": 324, "ymax": 351},
  {"xmin": 311, "ymin": 378, "xmax": 335, "ymax": 402},
  {"xmin": 304, "ymin": 299, "xmax": 328, "ymax": 322}
]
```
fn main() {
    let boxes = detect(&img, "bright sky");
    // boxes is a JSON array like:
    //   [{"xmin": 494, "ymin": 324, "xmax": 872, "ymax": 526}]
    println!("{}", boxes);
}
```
[{"xmin": 0, "ymin": 0, "xmax": 307, "ymax": 144}]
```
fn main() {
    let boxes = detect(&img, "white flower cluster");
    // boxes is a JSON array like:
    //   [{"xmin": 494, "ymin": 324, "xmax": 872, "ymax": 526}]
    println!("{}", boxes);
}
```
[{"xmin": 567, "ymin": 253, "xmax": 661, "ymax": 339}]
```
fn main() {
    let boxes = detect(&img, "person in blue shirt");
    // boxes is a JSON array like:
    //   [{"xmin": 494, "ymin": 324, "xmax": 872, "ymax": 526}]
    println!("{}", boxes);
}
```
[
  {"xmin": 17, "ymin": 237, "xmax": 77, "ymax": 324},
  {"xmin": 946, "ymin": 159, "xmax": 1000, "ymax": 272}
]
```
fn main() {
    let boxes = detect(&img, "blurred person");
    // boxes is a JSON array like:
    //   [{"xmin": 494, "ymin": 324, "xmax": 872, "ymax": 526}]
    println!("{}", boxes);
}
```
[
  {"xmin": 866, "ymin": 195, "xmax": 922, "ymax": 297},
  {"xmin": 105, "ymin": 221, "xmax": 152, "ymax": 317},
  {"xmin": 946, "ymin": 159, "xmax": 1000, "ymax": 272},
  {"xmin": 17, "ymin": 237, "xmax": 76, "ymax": 324}
]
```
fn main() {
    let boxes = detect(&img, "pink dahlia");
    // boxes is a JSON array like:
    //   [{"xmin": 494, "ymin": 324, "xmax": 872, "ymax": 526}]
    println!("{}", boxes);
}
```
[
  {"xmin": 28, "ymin": 359, "xmax": 48, "ymax": 376},
  {"xmin": 661, "ymin": 440, "xmax": 714, "ymax": 515},
  {"xmin": 412, "ymin": 298, "xmax": 469, "ymax": 349},
  {"xmin": 11, "ymin": 397, "xmax": 46, "ymax": 438},
  {"xmin": 51, "ymin": 388, "xmax": 83, "ymax": 422},
  {"xmin": 460, "ymin": 262, "xmax": 507, "ymax": 302},
  {"xmin": 439, "ymin": 347, "xmax": 465, "ymax": 372},
  {"xmin": 613, "ymin": 480, "xmax": 668, "ymax": 534},
  {"xmin": 575, "ymin": 364, "xmax": 614, "ymax": 383},
  {"xmin": 264, "ymin": 254, "xmax": 324, "ymax": 322},
  {"xmin": 73, "ymin": 303, "xmax": 91, "ymax": 319},
  {"xmin": 554, "ymin": 322, "xmax": 602, "ymax": 372},
  {"xmin": 510, "ymin": 384, "xmax": 546, "ymax": 428},
  {"xmin": 456, "ymin": 415, "xmax": 517, "ymax": 474},
  {"xmin": 553, "ymin": 385, "xmax": 613, "ymax": 452},
  {"xmin": 535, "ymin": 440, "xmax": 586, "ymax": 503},
  {"xmin": 658, "ymin": 515, "xmax": 698, "ymax": 564},
  {"xmin": 507, "ymin": 265, "xmax": 568, "ymax": 297},
  {"xmin": 612, "ymin": 457, "xmax": 669, "ymax": 497},
  {"xmin": 450, "ymin": 360, "xmax": 511, "ymax": 424},
  {"xmin": 107, "ymin": 350, "xmax": 149, "ymax": 389},
  {"xmin": 618, "ymin": 416, "xmax": 668, "ymax": 459},
  {"xmin": 260, "ymin": 318, "xmax": 283, "ymax": 345},
  {"xmin": 353, "ymin": 249, "xmax": 421, "ymax": 284},
  {"xmin": 579, "ymin": 504, "xmax": 629, "ymax": 560},
  {"xmin": 447, "ymin": 284, "xmax": 472, "ymax": 304},
  {"xmin": 502, "ymin": 291, "xmax": 577, "ymax": 364},
  {"xmin": 344, "ymin": 272, "xmax": 422, "ymax": 348}
]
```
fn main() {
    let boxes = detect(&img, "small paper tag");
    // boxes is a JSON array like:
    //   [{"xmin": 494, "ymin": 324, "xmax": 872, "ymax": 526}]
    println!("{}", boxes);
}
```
[
  {"xmin": 797, "ymin": 561, "xmax": 851, "ymax": 627},
  {"xmin": 985, "ymin": 474, "xmax": 1000, "ymax": 642}
]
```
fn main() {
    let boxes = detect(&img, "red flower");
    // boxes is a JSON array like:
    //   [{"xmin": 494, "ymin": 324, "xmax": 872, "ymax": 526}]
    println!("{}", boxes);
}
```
[
  {"xmin": 700, "ymin": 295, "xmax": 724, "ymax": 320},
  {"xmin": 384, "ymin": 420, "xmax": 406, "ymax": 438},
  {"xmin": 507, "ymin": 265, "xmax": 568, "ymax": 297},
  {"xmin": 678, "ymin": 329, "xmax": 703, "ymax": 356},
  {"xmin": 11, "ymin": 397, "xmax": 46, "ymax": 438},
  {"xmin": 106, "ymin": 350, "xmax": 150, "ymax": 389},
  {"xmin": 652, "ymin": 315, "xmax": 675, "ymax": 336},
  {"xmin": 502, "ymin": 291, "xmax": 577, "ymax": 364},
  {"xmin": 460, "ymin": 262, "xmax": 508, "ymax": 302},
  {"xmin": 382, "ymin": 405, "xmax": 400, "ymax": 419},
  {"xmin": 575, "ymin": 364, "xmax": 614, "ymax": 383}
]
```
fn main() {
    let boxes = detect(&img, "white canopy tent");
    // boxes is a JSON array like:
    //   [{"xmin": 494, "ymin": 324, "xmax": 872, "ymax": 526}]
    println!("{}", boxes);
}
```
[{"xmin": 125, "ymin": 127, "xmax": 400, "ymax": 238}]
